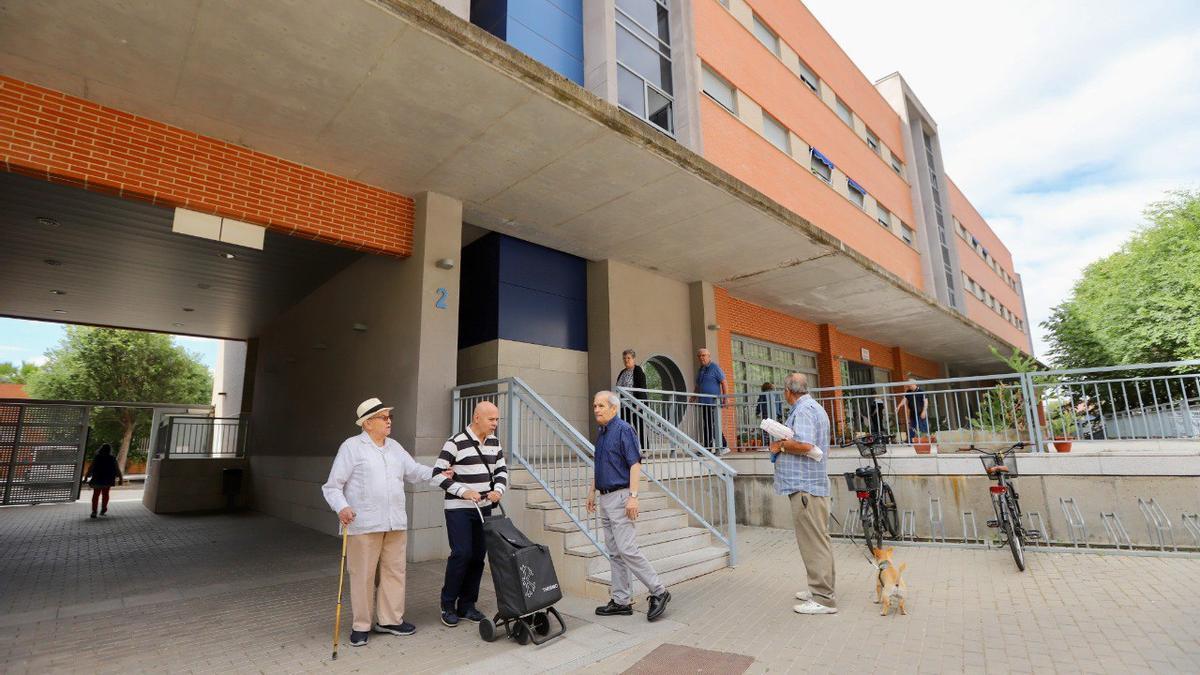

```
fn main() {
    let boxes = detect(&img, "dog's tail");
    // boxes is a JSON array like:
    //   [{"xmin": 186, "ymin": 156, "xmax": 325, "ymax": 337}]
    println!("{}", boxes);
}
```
[{"xmin": 899, "ymin": 563, "xmax": 907, "ymax": 573}]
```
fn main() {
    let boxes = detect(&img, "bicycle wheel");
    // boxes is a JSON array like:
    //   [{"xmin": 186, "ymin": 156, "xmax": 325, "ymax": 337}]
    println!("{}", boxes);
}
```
[
  {"xmin": 861, "ymin": 501, "xmax": 883, "ymax": 552},
  {"xmin": 879, "ymin": 483, "xmax": 899, "ymax": 539},
  {"xmin": 1001, "ymin": 496, "xmax": 1026, "ymax": 572}
]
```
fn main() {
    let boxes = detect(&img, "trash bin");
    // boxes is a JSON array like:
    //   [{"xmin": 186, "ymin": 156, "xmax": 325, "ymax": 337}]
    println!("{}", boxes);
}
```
[{"xmin": 222, "ymin": 467, "xmax": 243, "ymax": 511}]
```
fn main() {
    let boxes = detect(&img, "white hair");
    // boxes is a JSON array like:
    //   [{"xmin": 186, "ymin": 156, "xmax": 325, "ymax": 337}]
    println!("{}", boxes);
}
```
[
  {"xmin": 784, "ymin": 373, "xmax": 809, "ymax": 395},
  {"xmin": 595, "ymin": 390, "xmax": 621, "ymax": 409}
]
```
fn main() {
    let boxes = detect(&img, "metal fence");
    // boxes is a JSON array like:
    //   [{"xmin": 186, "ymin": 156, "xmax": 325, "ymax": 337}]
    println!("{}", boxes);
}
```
[
  {"xmin": 154, "ymin": 416, "xmax": 249, "ymax": 458},
  {"xmin": 454, "ymin": 378, "xmax": 739, "ymax": 564},
  {"xmin": 624, "ymin": 359, "xmax": 1200, "ymax": 453},
  {"xmin": 453, "ymin": 378, "xmax": 610, "ymax": 559}
]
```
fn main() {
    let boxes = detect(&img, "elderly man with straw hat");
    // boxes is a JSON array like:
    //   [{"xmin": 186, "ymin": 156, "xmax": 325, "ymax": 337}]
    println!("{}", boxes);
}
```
[{"xmin": 322, "ymin": 397, "xmax": 453, "ymax": 647}]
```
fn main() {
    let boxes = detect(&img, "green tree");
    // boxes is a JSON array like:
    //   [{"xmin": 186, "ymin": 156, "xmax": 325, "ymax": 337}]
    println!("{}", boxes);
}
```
[
  {"xmin": 26, "ymin": 327, "xmax": 212, "ymax": 472},
  {"xmin": 1043, "ymin": 189, "xmax": 1200, "ymax": 366},
  {"xmin": 0, "ymin": 361, "xmax": 41, "ymax": 384}
]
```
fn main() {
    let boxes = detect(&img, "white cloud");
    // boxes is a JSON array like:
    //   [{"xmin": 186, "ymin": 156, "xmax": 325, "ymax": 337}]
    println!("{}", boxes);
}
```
[
  {"xmin": 28, "ymin": 356, "xmax": 48, "ymax": 367},
  {"xmin": 805, "ymin": 0, "xmax": 1200, "ymax": 361}
]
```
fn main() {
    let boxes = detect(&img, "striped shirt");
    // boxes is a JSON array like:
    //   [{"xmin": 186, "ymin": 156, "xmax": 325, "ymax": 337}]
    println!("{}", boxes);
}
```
[
  {"xmin": 774, "ymin": 394, "xmax": 831, "ymax": 497},
  {"xmin": 434, "ymin": 426, "xmax": 508, "ymax": 510}
]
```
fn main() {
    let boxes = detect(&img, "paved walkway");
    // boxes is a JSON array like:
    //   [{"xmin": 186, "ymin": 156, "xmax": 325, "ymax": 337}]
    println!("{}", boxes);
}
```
[{"xmin": 2, "ymin": 501, "xmax": 1199, "ymax": 673}]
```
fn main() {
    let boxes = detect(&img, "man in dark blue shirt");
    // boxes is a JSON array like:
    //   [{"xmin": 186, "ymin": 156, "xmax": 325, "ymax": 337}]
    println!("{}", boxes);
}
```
[
  {"xmin": 694, "ymin": 348, "xmax": 729, "ymax": 455},
  {"xmin": 586, "ymin": 391, "xmax": 671, "ymax": 622}
]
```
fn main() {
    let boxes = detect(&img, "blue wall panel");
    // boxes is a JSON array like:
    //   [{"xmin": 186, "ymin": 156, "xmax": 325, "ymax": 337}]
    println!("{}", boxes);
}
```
[
  {"xmin": 458, "ymin": 233, "xmax": 587, "ymax": 352},
  {"xmin": 471, "ymin": 0, "xmax": 584, "ymax": 85}
]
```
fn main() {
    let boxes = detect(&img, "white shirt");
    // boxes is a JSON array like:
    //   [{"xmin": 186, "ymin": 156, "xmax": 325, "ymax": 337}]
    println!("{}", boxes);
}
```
[{"xmin": 321, "ymin": 432, "xmax": 440, "ymax": 535}]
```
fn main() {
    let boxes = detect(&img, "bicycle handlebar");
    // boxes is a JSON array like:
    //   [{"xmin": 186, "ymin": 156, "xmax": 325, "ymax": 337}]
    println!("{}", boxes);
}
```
[{"xmin": 968, "ymin": 441, "xmax": 1025, "ymax": 457}]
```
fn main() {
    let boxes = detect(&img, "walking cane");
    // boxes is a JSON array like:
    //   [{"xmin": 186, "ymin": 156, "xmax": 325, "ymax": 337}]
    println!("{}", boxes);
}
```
[{"xmin": 332, "ymin": 526, "xmax": 349, "ymax": 660}]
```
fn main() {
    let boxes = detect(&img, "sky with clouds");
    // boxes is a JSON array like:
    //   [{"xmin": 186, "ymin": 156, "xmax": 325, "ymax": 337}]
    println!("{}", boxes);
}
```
[
  {"xmin": 0, "ymin": 317, "xmax": 218, "ymax": 372},
  {"xmin": 805, "ymin": 0, "xmax": 1200, "ymax": 360}
]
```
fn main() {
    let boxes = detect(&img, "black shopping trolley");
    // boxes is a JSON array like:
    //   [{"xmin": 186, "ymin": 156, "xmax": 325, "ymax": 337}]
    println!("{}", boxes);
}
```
[{"xmin": 474, "ymin": 502, "xmax": 567, "ymax": 645}]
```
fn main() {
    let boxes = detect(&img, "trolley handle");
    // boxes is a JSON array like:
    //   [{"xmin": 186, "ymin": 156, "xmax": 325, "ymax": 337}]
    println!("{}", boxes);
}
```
[{"xmin": 472, "ymin": 498, "xmax": 506, "ymax": 522}]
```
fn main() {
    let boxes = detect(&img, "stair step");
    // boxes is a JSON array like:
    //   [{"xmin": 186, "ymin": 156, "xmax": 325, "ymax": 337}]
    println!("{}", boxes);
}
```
[
  {"xmin": 587, "ymin": 546, "xmax": 730, "ymax": 590},
  {"xmin": 558, "ymin": 509, "xmax": 689, "ymax": 548},
  {"xmin": 546, "ymin": 506, "xmax": 684, "ymax": 534},
  {"xmin": 566, "ymin": 526, "xmax": 710, "ymax": 557},
  {"xmin": 536, "ymin": 496, "xmax": 671, "ymax": 525}
]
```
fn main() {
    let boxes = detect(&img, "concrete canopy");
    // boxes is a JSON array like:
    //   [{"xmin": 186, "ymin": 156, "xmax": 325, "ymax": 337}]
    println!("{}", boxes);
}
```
[{"xmin": 0, "ymin": 0, "xmax": 1017, "ymax": 373}]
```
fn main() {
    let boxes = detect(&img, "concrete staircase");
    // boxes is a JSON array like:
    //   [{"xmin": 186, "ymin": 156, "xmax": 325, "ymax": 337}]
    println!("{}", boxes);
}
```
[{"xmin": 504, "ymin": 467, "xmax": 730, "ymax": 602}]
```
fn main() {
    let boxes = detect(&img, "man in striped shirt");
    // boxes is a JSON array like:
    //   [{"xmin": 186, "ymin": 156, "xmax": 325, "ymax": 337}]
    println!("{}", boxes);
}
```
[{"xmin": 434, "ymin": 401, "xmax": 507, "ymax": 627}]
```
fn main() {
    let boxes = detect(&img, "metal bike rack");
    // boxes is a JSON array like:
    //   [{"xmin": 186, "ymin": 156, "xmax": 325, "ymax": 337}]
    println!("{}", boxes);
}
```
[
  {"xmin": 1059, "ymin": 497, "xmax": 1089, "ymax": 548},
  {"xmin": 929, "ymin": 497, "xmax": 946, "ymax": 543},
  {"xmin": 842, "ymin": 508, "xmax": 861, "ymax": 537},
  {"xmin": 1026, "ymin": 512, "xmax": 1048, "ymax": 546},
  {"xmin": 961, "ymin": 511, "xmax": 983, "ymax": 546},
  {"xmin": 1182, "ymin": 514, "xmax": 1200, "ymax": 547},
  {"xmin": 1100, "ymin": 512, "xmax": 1133, "ymax": 550},
  {"xmin": 1137, "ymin": 498, "xmax": 1176, "ymax": 551},
  {"xmin": 900, "ymin": 510, "xmax": 916, "ymax": 541}
]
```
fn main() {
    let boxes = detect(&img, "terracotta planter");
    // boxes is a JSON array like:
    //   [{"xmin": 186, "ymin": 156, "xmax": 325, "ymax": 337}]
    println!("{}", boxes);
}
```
[
  {"xmin": 1052, "ymin": 437, "xmax": 1073, "ymax": 453},
  {"xmin": 913, "ymin": 437, "xmax": 933, "ymax": 454}
]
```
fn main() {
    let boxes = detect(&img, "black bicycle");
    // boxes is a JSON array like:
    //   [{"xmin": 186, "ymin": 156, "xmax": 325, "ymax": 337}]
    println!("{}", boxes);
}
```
[
  {"xmin": 972, "ymin": 442, "xmax": 1040, "ymax": 571},
  {"xmin": 841, "ymin": 434, "xmax": 899, "ymax": 552}
]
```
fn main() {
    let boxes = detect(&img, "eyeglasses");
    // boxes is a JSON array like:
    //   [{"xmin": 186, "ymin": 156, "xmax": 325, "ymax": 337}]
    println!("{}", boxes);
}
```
[{"xmin": 369, "ymin": 414, "xmax": 392, "ymax": 422}]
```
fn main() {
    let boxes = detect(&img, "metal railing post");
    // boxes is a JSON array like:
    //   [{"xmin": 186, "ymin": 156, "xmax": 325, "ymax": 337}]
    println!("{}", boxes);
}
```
[
  {"xmin": 451, "ymin": 387, "xmax": 462, "ymax": 436},
  {"xmin": 1020, "ymin": 372, "xmax": 1046, "ymax": 452}
]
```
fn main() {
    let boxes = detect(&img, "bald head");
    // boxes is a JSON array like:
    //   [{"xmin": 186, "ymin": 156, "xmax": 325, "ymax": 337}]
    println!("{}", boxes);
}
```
[{"xmin": 471, "ymin": 401, "xmax": 499, "ymax": 438}]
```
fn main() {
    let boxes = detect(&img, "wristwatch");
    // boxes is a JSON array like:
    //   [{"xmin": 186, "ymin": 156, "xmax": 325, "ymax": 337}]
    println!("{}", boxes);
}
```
[{"xmin": 629, "ymin": 491, "xmax": 638, "ymax": 498}]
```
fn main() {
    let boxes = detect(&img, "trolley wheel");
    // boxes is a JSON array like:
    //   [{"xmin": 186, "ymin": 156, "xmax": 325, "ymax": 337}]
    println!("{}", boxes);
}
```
[
  {"xmin": 479, "ymin": 618, "xmax": 497, "ymax": 643},
  {"xmin": 532, "ymin": 611, "xmax": 550, "ymax": 637},
  {"xmin": 512, "ymin": 620, "xmax": 531, "ymax": 645}
]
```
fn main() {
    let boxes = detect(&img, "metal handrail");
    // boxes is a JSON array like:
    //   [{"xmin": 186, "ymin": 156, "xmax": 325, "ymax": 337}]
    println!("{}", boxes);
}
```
[
  {"xmin": 452, "ymin": 378, "xmax": 610, "ymax": 560},
  {"xmin": 617, "ymin": 388, "xmax": 739, "ymax": 565}
]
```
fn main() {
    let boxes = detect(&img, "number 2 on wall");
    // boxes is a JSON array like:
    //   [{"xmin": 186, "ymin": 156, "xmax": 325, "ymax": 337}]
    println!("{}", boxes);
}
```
[{"xmin": 435, "ymin": 287, "xmax": 448, "ymax": 309}]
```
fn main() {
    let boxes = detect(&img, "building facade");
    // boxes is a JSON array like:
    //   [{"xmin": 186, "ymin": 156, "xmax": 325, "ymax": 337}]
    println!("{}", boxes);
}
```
[{"xmin": 1, "ymin": 0, "xmax": 1029, "ymax": 549}]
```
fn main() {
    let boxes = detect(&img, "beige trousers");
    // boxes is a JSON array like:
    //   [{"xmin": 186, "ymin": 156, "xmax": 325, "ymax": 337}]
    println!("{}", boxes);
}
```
[
  {"xmin": 789, "ymin": 491, "xmax": 836, "ymax": 608},
  {"xmin": 346, "ymin": 530, "xmax": 408, "ymax": 631}
]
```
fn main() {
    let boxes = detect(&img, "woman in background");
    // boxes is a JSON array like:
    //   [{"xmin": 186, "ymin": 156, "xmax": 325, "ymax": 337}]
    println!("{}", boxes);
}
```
[{"xmin": 83, "ymin": 444, "xmax": 123, "ymax": 518}]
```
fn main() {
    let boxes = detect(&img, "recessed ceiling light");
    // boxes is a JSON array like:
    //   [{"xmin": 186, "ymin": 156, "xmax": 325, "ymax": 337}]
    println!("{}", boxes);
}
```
[
  {"xmin": 197, "ymin": 283, "xmax": 212, "ymax": 290},
  {"xmin": 182, "ymin": 307, "xmax": 195, "ymax": 312},
  {"xmin": 49, "ymin": 289, "xmax": 66, "ymax": 295},
  {"xmin": 221, "ymin": 252, "xmax": 236, "ymax": 260},
  {"xmin": 44, "ymin": 259, "xmax": 62, "ymax": 266},
  {"xmin": 53, "ymin": 309, "xmax": 67, "ymax": 314},
  {"xmin": 172, "ymin": 322, "xmax": 184, "ymax": 327},
  {"xmin": 36, "ymin": 217, "xmax": 60, "ymax": 228}
]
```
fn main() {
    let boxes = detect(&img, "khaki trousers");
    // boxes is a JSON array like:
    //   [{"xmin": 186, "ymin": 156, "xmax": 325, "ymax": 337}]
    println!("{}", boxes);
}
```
[
  {"xmin": 346, "ymin": 530, "xmax": 408, "ymax": 631},
  {"xmin": 789, "ymin": 491, "xmax": 836, "ymax": 608}
]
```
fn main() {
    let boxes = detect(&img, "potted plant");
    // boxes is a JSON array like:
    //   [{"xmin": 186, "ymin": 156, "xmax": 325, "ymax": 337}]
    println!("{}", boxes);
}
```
[
  {"xmin": 912, "ymin": 435, "xmax": 933, "ymax": 454},
  {"xmin": 1046, "ymin": 402, "xmax": 1078, "ymax": 452}
]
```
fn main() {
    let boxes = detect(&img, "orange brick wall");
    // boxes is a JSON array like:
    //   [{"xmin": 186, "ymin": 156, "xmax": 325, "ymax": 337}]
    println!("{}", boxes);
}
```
[
  {"xmin": 714, "ymin": 286, "xmax": 944, "ymax": 448},
  {"xmin": 0, "ymin": 77, "xmax": 413, "ymax": 256},
  {"xmin": 714, "ymin": 286, "xmax": 941, "ymax": 387}
]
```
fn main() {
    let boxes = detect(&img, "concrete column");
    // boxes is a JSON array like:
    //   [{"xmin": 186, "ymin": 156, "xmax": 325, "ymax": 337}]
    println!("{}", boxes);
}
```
[
  {"xmin": 432, "ymin": 0, "xmax": 469, "ymax": 21},
  {"xmin": 583, "ymin": 0, "xmax": 617, "ymax": 103},
  {"xmin": 689, "ymin": 281, "xmax": 719, "ymax": 362},
  {"xmin": 394, "ymin": 192, "xmax": 464, "ymax": 456},
  {"xmin": 586, "ymin": 260, "xmax": 615, "ymax": 420},
  {"xmin": 211, "ymin": 340, "xmax": 247, "ymax": 418}
]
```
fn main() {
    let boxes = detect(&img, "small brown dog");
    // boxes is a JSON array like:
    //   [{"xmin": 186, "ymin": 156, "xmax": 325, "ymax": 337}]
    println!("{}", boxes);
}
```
[{"xmin": 872, "ymin": 547, "xmax": 908, "ymax": 616}]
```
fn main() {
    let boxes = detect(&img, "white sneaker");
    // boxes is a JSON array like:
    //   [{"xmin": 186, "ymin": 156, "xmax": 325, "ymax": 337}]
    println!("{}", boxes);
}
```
[
  {"xmin": 793, "ymin": 600, "xmax": 838, "ymax": 615},
  {"xmin": 795, "ymin": 590, "xmax": 812, "ymax": 602}
]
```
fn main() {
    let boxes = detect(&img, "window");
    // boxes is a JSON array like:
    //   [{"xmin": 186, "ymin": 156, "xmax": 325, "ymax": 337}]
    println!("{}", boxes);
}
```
[
  {"xmin": 717, "ymin": 0, "xmax": 729, "ymax": 6},
  {"xmin": 876, "ymin": 204, "xmax": 891, "ymax": 228},
  {"xmin": 762, "ymin": 112, "xmax": 789, "ymax": 153},
  {"xmin": 866, "ymin": 129, "xmax": 880, "ymax": 154},
  {"xmin": 796, "ymin": 58, "xmax": 819, "ymax": 93},
  {"xmin": 615, "ymin": 0, "xmax": 674, "ymax": 135},
  {"xmin": 751, "ymin": 14, "xmax": 780, "ymax": 56},
  {"xmin": 810, "ymin": 147, "xmax": 833, "ymax": 182},
  {"xmin": 701, "ymin": 65, "xmax": 736, "ymax": 113},
  {"xmin": 834, "ymin": 97, "xmax": 853, "ymax": 127},
  {"xmin": 900, "ymin": 223, "xmax": 914, "ymax": 245},
  {"xmin": 731, "ymin": 336, "xmax": 819, "ymax": 438},
  {"xmin": 847, "ymin": 178, "xmax": 866, "ymax": 208},
  {"xmin": 890, "ymin": 156, "xmax": 903, "ymax": 175}
]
